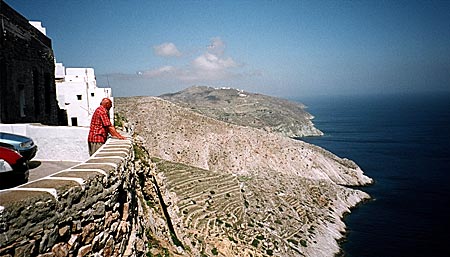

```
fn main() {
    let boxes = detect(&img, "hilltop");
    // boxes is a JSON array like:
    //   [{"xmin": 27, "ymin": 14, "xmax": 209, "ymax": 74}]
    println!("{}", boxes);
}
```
[
  {"xmin": 115, "ymin": 92, "xmax": 372, "ymax": 257},
  {"xmin": 160, "ymin": 86, "xmax": 323, "ymax": 138}
]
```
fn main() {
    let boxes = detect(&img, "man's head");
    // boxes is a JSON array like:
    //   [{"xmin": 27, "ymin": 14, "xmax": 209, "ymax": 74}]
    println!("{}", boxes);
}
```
[{"xmin": 100, "ymin": 98, "xmax": 113, "ymax": 110}]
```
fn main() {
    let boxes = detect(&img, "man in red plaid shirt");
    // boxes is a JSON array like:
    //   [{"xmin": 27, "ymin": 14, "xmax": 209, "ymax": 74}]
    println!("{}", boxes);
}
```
[{"xmin": 88, "ymin": 98, "xmax": 126, "ymax": 155}]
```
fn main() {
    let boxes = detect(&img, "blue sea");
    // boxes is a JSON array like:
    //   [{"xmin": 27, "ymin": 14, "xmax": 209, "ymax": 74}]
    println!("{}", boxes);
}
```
[{"xmin": 297, "ymin": 93, "xmax": 450, "ymax": 257}]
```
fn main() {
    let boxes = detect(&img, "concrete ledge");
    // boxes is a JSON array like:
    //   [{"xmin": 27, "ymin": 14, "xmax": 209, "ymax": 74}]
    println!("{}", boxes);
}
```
[
  {"xmin": 20, "ymin": 179, "xmax": 81, "ymax": 194},
  {"xmin": 0, "ymin": 137, "xmax": 131, "ymax": 204},
  {"xmin": 52, "ymin": 170, "xmax": 106, "ymax": 180}
]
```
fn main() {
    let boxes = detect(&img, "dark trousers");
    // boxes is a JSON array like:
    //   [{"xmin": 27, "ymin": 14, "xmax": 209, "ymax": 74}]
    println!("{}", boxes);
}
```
[{"xmin": 88, "ymin": 142, "xmax": 104, "ymax": 156}]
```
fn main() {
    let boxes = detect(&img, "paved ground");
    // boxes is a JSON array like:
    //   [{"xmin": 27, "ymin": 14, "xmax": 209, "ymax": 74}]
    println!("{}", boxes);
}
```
[
  {"xmin": 28, "ymin": 160, "xmax": 81, "ymax": 182},
  {"xmin": 0, "ymin": 160, "xmax": 80, "ymax": 190}
]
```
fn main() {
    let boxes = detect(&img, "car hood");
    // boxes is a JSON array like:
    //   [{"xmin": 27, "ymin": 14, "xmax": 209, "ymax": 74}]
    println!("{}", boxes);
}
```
[{"xmin": 0, "ymin": 132, "xmax": 34, "ymax": 149}]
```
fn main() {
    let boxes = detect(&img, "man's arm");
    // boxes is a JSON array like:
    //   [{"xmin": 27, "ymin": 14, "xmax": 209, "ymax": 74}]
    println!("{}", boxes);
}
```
[{"xmin": 108, "ymin": 126, "xmax": 126, "ymax": 140}]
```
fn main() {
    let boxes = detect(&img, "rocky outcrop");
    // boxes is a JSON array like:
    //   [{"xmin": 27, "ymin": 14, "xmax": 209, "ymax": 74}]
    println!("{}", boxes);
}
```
[
  {"xmin": 160, "ymin": 86, "xmax": 324, "ymax": 138},
  {"xmin": 116, "ymin": 96, "xmax": 372, "ymax": 256}
]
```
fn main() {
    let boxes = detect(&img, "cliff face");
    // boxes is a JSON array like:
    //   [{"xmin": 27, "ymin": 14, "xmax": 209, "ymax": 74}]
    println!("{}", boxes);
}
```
[
  {"xmin": 160, "ymin": 86, "xmax": 324, "ymax": 138},
  {"xmin": 116, "ymin": 96, "xmax": 372, "ymax": 257}
]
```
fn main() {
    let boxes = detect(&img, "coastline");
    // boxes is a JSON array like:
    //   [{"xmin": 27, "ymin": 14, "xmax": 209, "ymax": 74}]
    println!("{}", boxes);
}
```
[
  {"xmin": 300, "ymin": 93, "xmax": 450, "ymax": 256},
  {"xmin": 335, "ymin": 195, "xmax": 374, "ymax": 257},
  {"xmin": 117, "ymin": 95, "xmax": 373, "ymax": 256}
]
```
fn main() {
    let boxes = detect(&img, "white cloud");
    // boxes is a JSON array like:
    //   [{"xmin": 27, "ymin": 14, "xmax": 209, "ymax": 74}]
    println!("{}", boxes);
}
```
[
  {"xmin": 140, "ymin": 37, "xmax": 257, "ymax": 83},
  {"xmin": 192, "ymin": 52, "xmax": 238, "ymax": 71},
  {"xmin": 138, "ymin": 65, "xmax": 176, "ymax": 78},
  {"xmin": 153, "ymin": 42, "xmax": 182, "ymax": 57}
]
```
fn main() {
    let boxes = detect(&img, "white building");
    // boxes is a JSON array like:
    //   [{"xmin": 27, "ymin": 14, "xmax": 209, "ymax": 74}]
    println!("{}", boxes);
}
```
[
  {"xmin": 29, "ymin": 21, "xmax": 46, "ymax": 35},
  {"xmin": 55, "ymin": 63, "xmax": 114, "ymax": 127}
]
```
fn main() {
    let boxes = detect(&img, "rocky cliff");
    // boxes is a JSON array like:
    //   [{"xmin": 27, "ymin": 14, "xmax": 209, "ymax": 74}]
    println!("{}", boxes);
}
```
[
  {"xmin": 115, "ymin": 94, "xmax": 372, "ymax": 257},
  {"xmin": 160, "ymin": 86, "xmax": 323, "ymax": 138}
]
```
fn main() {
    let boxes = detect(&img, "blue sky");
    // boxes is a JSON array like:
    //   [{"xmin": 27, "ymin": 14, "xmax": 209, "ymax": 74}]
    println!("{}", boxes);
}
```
[{"xmin": 6, "ymin": 0, "xmax": 450, "ymax": 98}]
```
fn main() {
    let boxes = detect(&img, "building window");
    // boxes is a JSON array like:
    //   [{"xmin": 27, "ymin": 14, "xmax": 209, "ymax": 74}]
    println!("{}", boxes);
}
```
[
  {"xmin": 91, "ymin": 93, "xmax": 95, "ymax": 97},
  {"xmin": 71, "ymin": 117, "xmax": 78, "ymax": 126},
  {"xmin": 77, "ymin": 95, "xmax": 82, "ymax": 100}
]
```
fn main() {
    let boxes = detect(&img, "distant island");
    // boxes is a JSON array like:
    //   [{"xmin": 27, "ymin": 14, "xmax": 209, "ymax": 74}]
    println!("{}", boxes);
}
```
[{"xmin": 116, "ymin": 86, "xmax": 372, "ymax": 257}]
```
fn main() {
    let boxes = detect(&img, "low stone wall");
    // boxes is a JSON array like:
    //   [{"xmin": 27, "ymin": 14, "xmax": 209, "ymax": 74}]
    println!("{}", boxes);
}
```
[{"xmin": 0, "ymin": 137, "xmax": 146, "ymax": 257}]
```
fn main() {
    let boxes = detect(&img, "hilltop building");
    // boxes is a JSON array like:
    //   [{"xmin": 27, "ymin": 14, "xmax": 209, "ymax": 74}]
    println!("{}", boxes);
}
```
[
  {"xmin": 55, "ymin": 63, "xmax": 114, "ymax": 127},
  {"xmin": 0, "ymin": 0, "xmax": 61, "ymax": 125}
]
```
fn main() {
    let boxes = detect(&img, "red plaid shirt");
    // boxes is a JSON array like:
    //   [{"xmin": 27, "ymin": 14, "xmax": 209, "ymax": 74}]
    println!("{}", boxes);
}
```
[{"xmin": 88, "ymin": 105, "xmax": 112, "ymax": 143}]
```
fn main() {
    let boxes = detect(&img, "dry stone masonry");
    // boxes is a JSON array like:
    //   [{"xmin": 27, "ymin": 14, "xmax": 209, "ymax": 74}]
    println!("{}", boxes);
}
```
[{"xmin": 0, "ymin": 138, "xmax": 146, "ymax": 257}]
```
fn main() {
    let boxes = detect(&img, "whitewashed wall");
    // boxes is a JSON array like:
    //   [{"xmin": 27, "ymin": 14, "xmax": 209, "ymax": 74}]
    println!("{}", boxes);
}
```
[
  {"xmin": 0, "ymin": 124, "xmax": 89, "ymax": 162},
  {"xmin": 56, "ymin": 66, "xmax": 113, "ymax": 127}
]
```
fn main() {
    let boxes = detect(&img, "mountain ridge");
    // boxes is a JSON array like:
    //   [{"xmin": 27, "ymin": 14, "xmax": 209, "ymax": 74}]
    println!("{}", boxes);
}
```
[{"xmin": 160, "ymin": 86, "xmax": 323, "ymax": 138}]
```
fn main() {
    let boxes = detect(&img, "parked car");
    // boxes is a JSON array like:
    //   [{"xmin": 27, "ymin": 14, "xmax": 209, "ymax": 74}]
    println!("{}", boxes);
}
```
[
  {"xmin": 0, "ymin": 146, "xmax": 29, "ymax": 188},
  {"xmin": 0, "ymin": 132, "xmax": 37, "ymax": 160}
]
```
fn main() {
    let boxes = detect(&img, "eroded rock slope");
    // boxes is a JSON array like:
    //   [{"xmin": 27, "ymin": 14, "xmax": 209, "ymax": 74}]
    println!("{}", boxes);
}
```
[{"xmin": 116, "ymin": 96, "xmax": 372, "ymax": 257}]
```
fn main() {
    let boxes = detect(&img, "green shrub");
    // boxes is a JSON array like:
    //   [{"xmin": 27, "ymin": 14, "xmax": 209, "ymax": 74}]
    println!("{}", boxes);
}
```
[
  {"xmin": 228, "ymin": 236, "xmax": 237, "ymax": 243},
  {"xmin": 287, "ymin": 238, "xmax": 299, "ymax": 246},
  {"xmin": 251, "ymin": 239, "xmax": 260, "ymax": 247},
  {"xmin": 300, "ymin": 239, "xmax": 307, "ymax": 247},
  {"xmin": 134, "ymin": 144, "xmax": 149, "ymax": 165},
  {"xmin": 114, "ymin": 112, "xmax": 126, "ymax": 128}
]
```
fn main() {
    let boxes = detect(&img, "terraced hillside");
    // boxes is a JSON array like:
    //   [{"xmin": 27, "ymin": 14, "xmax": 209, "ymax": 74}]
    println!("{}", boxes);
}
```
[
  {"xmin": 154, "ymin": 159, "xmax": 367, "ymax": 257},
  {"xmin": 160, "ymin": 86, "xmax": 323, "ymax": 138},
  {"xmin": 116, "ymin": 96, "xmax": 372, "ymax": 256}
]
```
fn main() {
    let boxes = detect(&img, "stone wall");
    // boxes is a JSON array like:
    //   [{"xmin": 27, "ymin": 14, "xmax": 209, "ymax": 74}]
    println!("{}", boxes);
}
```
[{"xmin": 0, "ymin": 138, "xmax": 149, "ymax": 257}]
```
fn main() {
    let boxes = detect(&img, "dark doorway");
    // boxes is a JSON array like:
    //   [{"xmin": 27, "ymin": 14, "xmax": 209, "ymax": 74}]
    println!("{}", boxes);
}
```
[{"xmin": 71, "ymin": 117, "xmax": 78, "ymax": 126}]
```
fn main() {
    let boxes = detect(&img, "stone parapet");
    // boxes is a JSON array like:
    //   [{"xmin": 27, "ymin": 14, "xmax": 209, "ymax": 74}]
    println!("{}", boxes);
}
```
[{"xmin": 0, "ymin": 138, "xmax": 143, "ymax": 257}]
